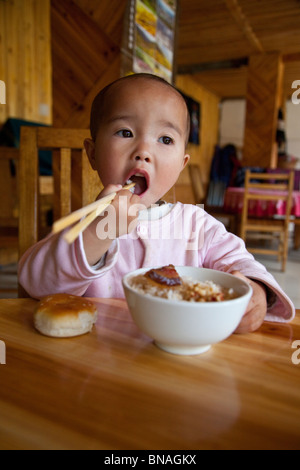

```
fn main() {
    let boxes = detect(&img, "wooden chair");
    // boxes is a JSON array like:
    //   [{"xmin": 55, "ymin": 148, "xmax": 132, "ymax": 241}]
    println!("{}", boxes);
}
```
[
  {"xmin": 293, "ymin": 221, "xmax": 300, "ymax": 250},
  {"xmin": 0, "ymin": 147, "xmax": 19, "ymax": 295},
  {"xmin": 18, "ymin": 127, "xmax": 102, "ymax": 296},
  {"xmin": 188, "ymin": 164, "xmax": 205, "ymax": 204},
  {"xmin": 163, "ymin": 165, "xmax": 197, "ymax": 204},
  {"xmin": 240, "ymin": 170, "xmax": 295, "ymax": 272},
  {"xmin": 0, "ymin": 147, "xmax": 19, "ymax": 236},
  {"xmin": 187, "ymin": 164, "xmax": 238, "ymax": 234}
]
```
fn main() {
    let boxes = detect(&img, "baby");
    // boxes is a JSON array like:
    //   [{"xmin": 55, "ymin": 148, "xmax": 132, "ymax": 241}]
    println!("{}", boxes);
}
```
[{"xmin": 19, "ymin": 73, "xmax": 295, "ymax": 333}]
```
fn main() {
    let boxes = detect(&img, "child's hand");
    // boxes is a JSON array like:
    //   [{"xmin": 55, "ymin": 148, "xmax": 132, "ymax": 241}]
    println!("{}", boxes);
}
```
[
  {"xmin": 83, "ymin": 184, "xmax": 141, "ymax": 266},
  {"xmin": 97, "ymin": 183, "xmax": 141, "ymax": 239},
  {"xmin": 231, "ymin": 271, "xmax": 267, "ymax": 334}
]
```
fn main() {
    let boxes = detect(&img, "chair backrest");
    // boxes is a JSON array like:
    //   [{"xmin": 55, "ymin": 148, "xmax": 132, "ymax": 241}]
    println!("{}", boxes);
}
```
[
  {"xmin": 18, "ymin": 127, "xmax": 102, "ymax": 260},
  {"xmin": 241, "ymin": 169, "xmax": 295, "ymax": 227},
  {"xmin": 267, "ymin": 168, "xmax": 300, "ymax": 191},
  {"xmin": 0, "ymin": 147, "xmax": 19, "ymax": 268},
  {"xmin": 0, "ymin": 147, "xmax": 19, "ymax": 227},
  {"xmin": 188, "ymin": 164, "xmax": 205, "ymax": 204},
  {"xmin": 163, "ymin": 165, "xmax": 197, "ymax": 204}
]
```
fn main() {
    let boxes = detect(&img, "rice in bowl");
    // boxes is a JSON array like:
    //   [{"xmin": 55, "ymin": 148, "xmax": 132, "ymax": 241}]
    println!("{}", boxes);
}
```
[
  {"xmin": 129, "ymin": 265, "xmax": 238, "ymax": 303},
  {"xmin": 123, "ymin": 266, "xmax": 253, "ymax": 355}
]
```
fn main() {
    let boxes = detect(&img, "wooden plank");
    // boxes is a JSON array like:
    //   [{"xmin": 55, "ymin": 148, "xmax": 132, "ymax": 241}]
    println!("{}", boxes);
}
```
[
  {"xmin": 246, "ymin": 173, "xmax": 290, "ymax": 180},
  {"xmin": 35, "ymin": 0, "xmax": 52, "ymax": 123},
  {"xmin": 39, "ymin": 176, "xmax": 53, "ymax": 196},
  {"xmin": 245, "ymin": 193, "xmax": 289, "ymax": 201},
  {"xmin": 224, "ymin": 0, "xmax": 264, "ymax": 53},
  {"xmin": 58, "ymin": 149, "xmax": 72, "ymax": 219},
  {"xmin": 51, "ymin": 0, "xmax": 121, "ymax": 128},
  {"xmin": 18, "ymin": 127, "xmax": 39, "ymax": 258},
  {"xmin": 177, "ymin": 57, "xmax": 248, "ymax": 75},
  {"xmin": 177, "ymin": 0, "xmax": 300, "ymax": 74},
  {"xmin": 0, "ymin": 159, "xmax": 14, "ymax": 219},
  {"xmin": 0, "ymin": 0, "xmax": 51, "ymax": 125},
  {"xmin": 243, "ymin": 52, "xmax": 284, "ymax": 168},
  {"xmin": 74, "ymin": 0, "xmax": 127, "ymax": 42},
  {"xmin": 36, "ymin": 128, "xmax": 90, "ymax": 149},
  {"xmin": 0, "ymin": 148, "xmax": 19, "ymax": 160},
  {"xmin": 0, "ymin": 1, "xmax": 7, "ymax": 123},
  {"xmin": 64, "ymin": 55, "xmax": 121, "ymax": 128},
  {"xmin": 80, "ymin": 149, "xmax": 102, "ymax": 207},
  {"xmin": 283, "ymin": 53, "xmax": 300, "ymax": 63}
]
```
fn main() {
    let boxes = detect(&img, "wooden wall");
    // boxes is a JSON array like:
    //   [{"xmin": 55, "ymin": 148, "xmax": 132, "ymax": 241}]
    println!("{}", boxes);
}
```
[
  {"xmin": 0, "ymin": 0, "xmax": 52, "ymax": 126},
  {"xmin": 51, "ymin": 0, "xmax": 127, "ymax": 128},
  {"xmin": 0, "ymin": 0, "xmax": 220, "ymax": 197},
  {"xmin": 50, "ymin": 0, "xmax": 220, "ymax": 192},
  {"xmin": 176, "ymin": 75, "xmax": 220, "ymax": 192}
]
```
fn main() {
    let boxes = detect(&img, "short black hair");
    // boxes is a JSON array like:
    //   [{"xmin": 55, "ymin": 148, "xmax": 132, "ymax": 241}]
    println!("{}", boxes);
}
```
[{"xmin": 90, "ymin": 73, "xmax": 190, "ymax": 146}]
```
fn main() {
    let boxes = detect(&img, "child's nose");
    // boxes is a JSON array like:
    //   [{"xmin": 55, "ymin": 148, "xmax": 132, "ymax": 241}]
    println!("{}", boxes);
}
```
[
  {"xmin": 132, "ymin": 140, "xmax": 152, "ymax": 163},
  {"xmin": 135, "ymin": 154, "xmax": 151, "ymax": 163}
]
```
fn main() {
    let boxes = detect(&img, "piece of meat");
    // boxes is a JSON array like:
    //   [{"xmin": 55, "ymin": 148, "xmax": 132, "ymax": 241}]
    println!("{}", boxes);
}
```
[{"xmin": 146, "ymin": 264, "xmax": 182, "ymax": 287}]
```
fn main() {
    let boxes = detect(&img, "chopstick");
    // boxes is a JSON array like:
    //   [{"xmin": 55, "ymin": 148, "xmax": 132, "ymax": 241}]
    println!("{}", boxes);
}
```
[{"xmin": 52, "ymin": 182, "xmax": 135, "ymax": 243}]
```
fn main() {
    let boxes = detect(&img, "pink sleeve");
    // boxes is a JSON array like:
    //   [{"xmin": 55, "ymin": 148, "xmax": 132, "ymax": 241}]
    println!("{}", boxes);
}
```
[
  {"xmin": 201, "ymin": 213, "xmax": 295, "ymax": 323},
  {"xmin": 18, "ymin": 232, "xmax": 118, "ymax": 299}
]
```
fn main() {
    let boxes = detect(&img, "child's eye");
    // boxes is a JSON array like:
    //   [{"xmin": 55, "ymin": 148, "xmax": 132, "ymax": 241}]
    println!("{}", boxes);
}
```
[
  {"xmin": 116, "ymin": 129, "xmax": 133, "ymax": 138},
  {"xmin": 159, "ymin": 136, "xmax": 174, "ymax": 145}
]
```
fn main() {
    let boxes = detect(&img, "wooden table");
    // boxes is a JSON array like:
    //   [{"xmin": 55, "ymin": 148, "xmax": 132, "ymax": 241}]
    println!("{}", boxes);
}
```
[{"xmin": 0, "ymin": 298, "xmax": 299, "ymax": 450}]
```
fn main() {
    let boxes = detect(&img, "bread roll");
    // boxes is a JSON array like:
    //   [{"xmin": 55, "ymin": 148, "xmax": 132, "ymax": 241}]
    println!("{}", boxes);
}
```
[{"xmin": 34, "ymin": 294, "xmax": 98, "ymax": 338}]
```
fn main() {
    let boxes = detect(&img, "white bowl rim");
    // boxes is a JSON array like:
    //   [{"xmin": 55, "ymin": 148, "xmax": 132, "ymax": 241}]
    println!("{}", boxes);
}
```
[{"xmin": 122, "ymin": 266, "xmax": 252, "ymax": 307}]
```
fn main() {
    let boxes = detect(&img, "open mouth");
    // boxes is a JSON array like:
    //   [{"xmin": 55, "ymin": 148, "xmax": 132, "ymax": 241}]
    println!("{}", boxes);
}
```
[{"xmin": 126, "ymin": 172, "xmax": 149, "ymax": 196}]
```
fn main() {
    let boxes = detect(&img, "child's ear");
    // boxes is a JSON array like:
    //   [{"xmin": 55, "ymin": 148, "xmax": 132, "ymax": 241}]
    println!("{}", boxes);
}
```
[
  {"xmin": 182, "ymin": 154, "xmax": 190, "ymax": 170},
  {"xmin": 84, "ymin": 138, "xmax": 97, "ymax": 170}
]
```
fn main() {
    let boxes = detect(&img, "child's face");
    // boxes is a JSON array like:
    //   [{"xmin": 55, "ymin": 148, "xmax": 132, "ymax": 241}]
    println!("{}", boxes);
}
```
[{"xmin": 85, "ymin": 78, "xmax": 190, "ymax": 208}]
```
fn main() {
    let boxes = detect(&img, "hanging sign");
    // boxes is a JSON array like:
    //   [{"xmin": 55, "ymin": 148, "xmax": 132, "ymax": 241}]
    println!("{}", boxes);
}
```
[{"xmin": 122, "ymin": 0, "xmax": 178, "ymax": 84}]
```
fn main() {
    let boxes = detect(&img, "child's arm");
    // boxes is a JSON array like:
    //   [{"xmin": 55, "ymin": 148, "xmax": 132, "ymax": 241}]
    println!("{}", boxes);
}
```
[
  {"xmin": 18, "ymin": 184, "xmax": 140, "ymax": 299},
  {"xmin": 231, "ymin": 271, "xmax": 268, "ymax": 333},
  {"xmin": 202, "ymin": 210, "xmax": 295, "ymax": 326},
  {"xmin": 82, "ymin": 184, "xmax": 140, "ymax": 266}
]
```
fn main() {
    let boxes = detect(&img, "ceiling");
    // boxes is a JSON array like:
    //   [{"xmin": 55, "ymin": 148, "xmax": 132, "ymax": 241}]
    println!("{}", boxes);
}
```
[{"xmin": 177, "ymin": 0, "xmax": 300, "ymax": 99}]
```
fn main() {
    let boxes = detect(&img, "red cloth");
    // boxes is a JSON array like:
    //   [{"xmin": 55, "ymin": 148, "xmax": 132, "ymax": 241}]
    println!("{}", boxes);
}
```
[{"xmin": 224, "ymin": 187, "xmax": 300, "ymax": 217}]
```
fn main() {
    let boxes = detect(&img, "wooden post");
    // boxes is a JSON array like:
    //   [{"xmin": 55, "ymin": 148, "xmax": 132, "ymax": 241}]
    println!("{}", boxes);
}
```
[
  {"xmin": 0, "ymin": 0, "xmax": 52, "ymax": 125},
  {"xmin": 243, "ymin": 52, "xmax": 284, "ymax": 168}
]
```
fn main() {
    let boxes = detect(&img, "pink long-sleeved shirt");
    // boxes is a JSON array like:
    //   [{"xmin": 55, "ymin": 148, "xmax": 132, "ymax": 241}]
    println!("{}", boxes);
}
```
[{"xmin": 19, "ymin": 203, "xmax": 295, "ymax": 322}]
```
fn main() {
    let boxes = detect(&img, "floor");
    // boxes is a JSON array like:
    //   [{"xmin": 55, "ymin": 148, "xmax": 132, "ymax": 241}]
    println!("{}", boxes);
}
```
[
  {"xmin": 0, "ymin": 262, "xmax": 18, "ymax": 299},
  {"xmin": 254, "ymin": 248, "xmax": 300, "ymax": 308},
  {"xmin": 1, "ymin": 247, "xmax": 299, "ymax": 308}
]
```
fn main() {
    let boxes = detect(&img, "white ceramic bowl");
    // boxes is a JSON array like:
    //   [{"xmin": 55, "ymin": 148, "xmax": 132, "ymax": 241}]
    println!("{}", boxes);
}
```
[{"xmin": 123, "ymin": 266, "xmax": 252, "ymax": 356}]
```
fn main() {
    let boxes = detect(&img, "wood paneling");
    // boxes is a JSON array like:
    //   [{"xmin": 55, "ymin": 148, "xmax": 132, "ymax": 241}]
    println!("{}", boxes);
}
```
[
  {"xmin": 0, "ymin": 0, "xmax": 52, "ymax": 125},
  {"xmin": 51, "ymin": 0, "xmax": 127, "ymax": 128},
  {"xmin": 224, "ymin": 0, "xmax": 263, "ymax": 53},
  {"xmin": 176, "ymin": 75, "xmax": 220, "ymax": 190},
  {"xmin": 284, "ymin": 61, "xmax": 300, "ymax": 100},
  {"xmin": 192, "ymin": 67, "xmax": 248, "ymax": 99},
  {"xmin": 75, "ymin": 0, "xmax": 127, "ymax": 42},
  {"xmin": 243, "ymin": 53, "xmax": 284, "ymax": 168},
  {"xmin": 1, "ymin": 1, "xmax": 299, "ymax": 125},
  {"xmin": 187, "ymin": 60, "xmax": 300, "ymax": 100},
  {"xmin": 178, "ymin": 0, "xmax": 300, "ymax": 66},
  {"xmin": 178, "ymin": 0, "xmax": 300, "ymax": 101},
  {"xmin": 178, "ymin": 1, "xmax": 251, "ymax": 66}
]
